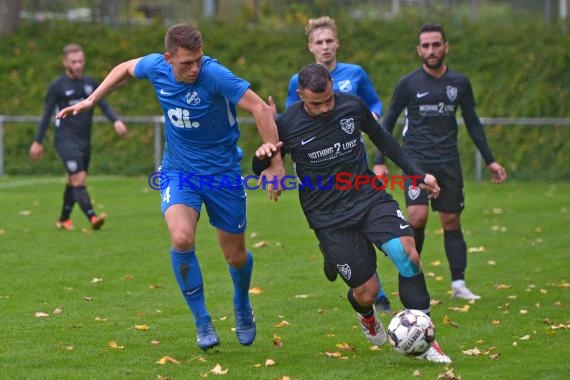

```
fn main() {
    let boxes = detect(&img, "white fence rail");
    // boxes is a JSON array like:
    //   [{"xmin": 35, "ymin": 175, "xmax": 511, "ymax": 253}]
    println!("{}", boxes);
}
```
[{"xmin": 1, "ymin": 115, "xmax": 569, "ymax": 179}]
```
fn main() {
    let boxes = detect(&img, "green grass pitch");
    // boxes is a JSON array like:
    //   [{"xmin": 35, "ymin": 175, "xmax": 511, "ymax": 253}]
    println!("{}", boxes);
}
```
[{"xmin": 0, "ymin": 176, "xmax": 568, "ymax": 379}]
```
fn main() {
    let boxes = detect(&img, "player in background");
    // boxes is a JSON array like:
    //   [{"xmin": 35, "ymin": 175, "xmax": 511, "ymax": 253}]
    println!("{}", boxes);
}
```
[
  {"xmin": 271, "ymin": 15, "xmax": 392, "ymax": 313},
  {"xmin": 255, "ymin": 63, "xmax": 451, "ymax": 363},
  {"xmin": 373, "ymin": 24, "xmax": 507, "ymax": 300},
  {"xmin": 56, "ymin": 24, "xmax": 285, "ymax": 351},
  {"xmin": 29, "ymin": 43, "xmax": 128, "ymax": 231}
]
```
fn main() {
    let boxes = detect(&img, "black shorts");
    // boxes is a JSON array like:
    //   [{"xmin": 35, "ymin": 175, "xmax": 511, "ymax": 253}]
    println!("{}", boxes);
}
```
[
  {"xmin": 314, "ymin": 198, "xmax": 413, "ymax": 288},
  {"xmin": 404, "ymin": 160, "xmax": 464, "ymax": 213},
  {"xmin": 55, "ymin": 140, "xmax": 91, "ymax": 175}
]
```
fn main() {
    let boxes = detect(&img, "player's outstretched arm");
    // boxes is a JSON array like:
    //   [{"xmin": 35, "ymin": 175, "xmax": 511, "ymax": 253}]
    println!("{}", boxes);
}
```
[
  {"xmin": 238, "ymin": 90, "xmax": 286, "ymax": 200},
  {"xmin": 56, "ymin": 58, "xmax": 140, "ymax": 120}
]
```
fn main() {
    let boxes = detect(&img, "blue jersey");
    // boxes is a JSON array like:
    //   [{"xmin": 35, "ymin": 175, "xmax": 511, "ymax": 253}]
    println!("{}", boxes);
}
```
[
  {"xmin": 134, "ymin": 54, "xmax": 250, "ymax": 175},
  {"xmin": 285, "ymin": 62, "xmax": 383, "ymax": 117}
]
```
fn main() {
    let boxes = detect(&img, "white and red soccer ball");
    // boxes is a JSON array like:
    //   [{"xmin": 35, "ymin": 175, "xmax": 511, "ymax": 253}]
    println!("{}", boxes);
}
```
[{"xmin": 387, "ymin": 309, "xmax": 435, "ymax": 356}]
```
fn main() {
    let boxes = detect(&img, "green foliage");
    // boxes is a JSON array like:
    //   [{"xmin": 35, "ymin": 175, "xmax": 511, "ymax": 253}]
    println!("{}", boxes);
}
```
[
  {"xmin": 1, "ymin": 177, "xmax": 569, "ymax": 378},
  {"xmin": 1, "ymin": 15, "xmax": 568, "ymax": 178}
]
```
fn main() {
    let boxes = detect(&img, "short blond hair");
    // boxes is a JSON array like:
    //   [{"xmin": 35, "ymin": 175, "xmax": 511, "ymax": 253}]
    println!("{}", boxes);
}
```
[
  {"xmin": 62, "ymin": 43, "xmax": 83, "ymax": 57},
  {"xmin": 305, "ymin": 16, "xmax": 337, "ymax": 41}
]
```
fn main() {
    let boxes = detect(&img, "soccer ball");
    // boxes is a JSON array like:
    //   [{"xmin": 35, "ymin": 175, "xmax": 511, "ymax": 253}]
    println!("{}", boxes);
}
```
[{"xmin": 387, "ymin": 309, "xmax": 435, "ymax": 356}]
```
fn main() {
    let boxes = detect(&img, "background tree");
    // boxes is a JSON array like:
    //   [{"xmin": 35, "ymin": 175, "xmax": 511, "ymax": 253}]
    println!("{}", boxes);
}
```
[{"xmin": 0, "ymin": 0, "xmax": 21, "ymax": 35}]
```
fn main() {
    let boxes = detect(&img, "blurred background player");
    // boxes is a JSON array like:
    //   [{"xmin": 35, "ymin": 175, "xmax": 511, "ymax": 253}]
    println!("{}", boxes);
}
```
[
  {"xmin": 29, "ymin": 43, "xmax": 127, "ymax": 230},
  {"xmin": 272, "ymin": 16, "xmax": 391, "ymax": 312},
  {"xmin": 373, "ymin": 24, "xmax": 507, "ymax": 300}
]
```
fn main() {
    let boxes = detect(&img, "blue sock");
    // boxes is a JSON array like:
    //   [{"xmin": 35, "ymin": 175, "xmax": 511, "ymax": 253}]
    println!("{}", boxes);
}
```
[
  {"xmin": 170, "ymin": 248, "xmax": 210, "ymax": 327},
  {"xmin": 229, "ymin": 251, "xmax": 253, "ymax": 309},
  {"xmin": 376, "ymin": 272, "xmax": 387, "ymax": 299}
]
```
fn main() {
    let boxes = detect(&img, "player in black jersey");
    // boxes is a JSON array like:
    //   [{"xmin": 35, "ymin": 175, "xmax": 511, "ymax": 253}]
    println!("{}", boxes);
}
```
[
  {"xmin": 373, "ymin": 24, "xmax": 507, "ymax": 300},
  {"xmin": 254, "ymin": 63, "xmax": 452, "ymax": 363},
  {"xmin": 29, "ymin": 44, "xmax": 128, "ymax": 230}
]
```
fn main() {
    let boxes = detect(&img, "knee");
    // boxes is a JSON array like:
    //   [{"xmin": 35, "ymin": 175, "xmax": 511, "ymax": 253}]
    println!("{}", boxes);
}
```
[
  {"xmin": 352, "ymin": 278, "xmax": 379, "ymax": 306},
  {"xmin": 170, "ymin": 229, "xmax": 194, "ymax": 251},
  {"xmin": 225, "ymin": 249, "xmax": 247, "ymax": 267}
]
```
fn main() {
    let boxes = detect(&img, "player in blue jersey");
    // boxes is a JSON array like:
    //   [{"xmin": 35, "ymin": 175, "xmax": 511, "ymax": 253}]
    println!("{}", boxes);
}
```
[
  {"xmin": 274, "ymin": 16, "xmax": 391, "ymax": 313},
  {"xmin": 373, "ymin": 24, "xmax": 507, "ymax": 301},
  {"xmin": 284, "ymin": 16, "xmax": 383, "ymax": 119},
  {"xmin": 29, "ymin": 43, "xmax": 127, "ymax": 231},
  {"xmin": 56, "ymin": 24, "xmax": 285, "ymax": 351}
]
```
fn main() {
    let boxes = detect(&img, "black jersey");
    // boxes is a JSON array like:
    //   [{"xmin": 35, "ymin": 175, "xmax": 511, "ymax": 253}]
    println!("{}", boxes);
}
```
[
  {"xmin": 275, "ymin": 93, "xmax": 424, "ymax": 229},
  {"xmin": 34, "ymin": 74, "xmax": 119, "ymax": 145},
  {"xmin": 376, "ymin": 67, "xmax": 494, "ymax": 165}
]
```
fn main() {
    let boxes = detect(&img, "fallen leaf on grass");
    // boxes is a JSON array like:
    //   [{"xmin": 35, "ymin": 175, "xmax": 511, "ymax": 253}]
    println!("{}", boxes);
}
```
[
  {"xmin": 442, "ymin": 315, "xmax": 460, "ymax": 327},
  {"xmin": 335, "ymin": 342, "xmax": 356, "ymax": 351},
  {"xmin": 462, "ymin": 347, "xmax": 482, "ymax": 356},
  {"xmin": 249, "ymin": 287, "xmax": 263, "ymax": 295},
  {"xmin": 156, "ymin": 356, "xmax": 180, "ymax": 365},
  {"xmin": 149, "ymin": 284, "xmax": 163, "ymax": 289},
  {"xmin": 498, "ymin": 303, "xmax": 510, "ymax": 311},
  {"xmin": 274, "ymin": 320, "xmax": 289, "ymax": 328},
  {"xmin": 108, "ymin": 341, "xmax": 124, "ymax": 350},
  {"xmin": 123, "ymin": 274, "xmax": 134, "ymax": 280},
  {"xmin": 209, "ymin": 363, "xmax": 228, "ymax": 375},
  {"xmin": 324, "ymin": 351, "xmax": 347, "ymax": 359},
  {"xmin": 430, "ymin": 299, "xmax": 443, "ymax": 306},
  {"xmin": 272, "ymin": 335, "xmax": 283, "ymax": 347},
  {"xmin": 253, "ymin": 241, "xmax": 267, "ymax": 248},
  {"xmin": 448, "ymin": 305, "xmax": 470, "ymax": 313},
  {"xmin": 369, "ymin": 345, "xmax": 382, "ymax": 351},
  {"xmin": 19, "ymin": 210, "xmax": 32, "ymax": 216},
  {"xmin": 430, "ymin": 260, "xmax": 441, "ymax": 266},
  {"xmin": 95, "ymin": 316, "xmax": 108, "ymax": 322},
  {"xmin": 518, "ymin": 335, "xmax": 531, "ymax": 340},
  {"xmin": 294, "ymin": 294, "xmax": 309, "ymax": 298},
  {"xmin": 438, "ymin": 368, "xmax": 461, "ymax": 379},
  {"xmin": 150, "ymin": 339, "xmax": 160, "ymax": 346},
  {"xmin": 84, "ymin": 296, "xmax": 93, "ymax": 302},
  {"xmin": 135, "ymin": 324, "xmax": 150, "ymax": 331},
  {"xmin": 543, "ymin": 318, "xmax": 569, "ymax": 330},
  {"xmin": 265, "ymin": 359, "xmax": 276, "ymax": 367},
  {"xmin": 91, "ymin": 277, "xmax": 103, "ymax": 283},
  {"xmin": 35, "ymin": 312, "xmax": 49, "ymax": 318},
  {"xmin": 487, "ymin": 260, "xmax": 496, "ymax": 265},
  {"xmin": 468, "ymin": 246, "xmax": 485, "ymax": 253},
  {"xmin": 413, "ymin": 369, "xmax": 422, "ymax": 377},
  {"xmin": 494, "ymin": 284, "xmax": 511, "ymax": 290}
]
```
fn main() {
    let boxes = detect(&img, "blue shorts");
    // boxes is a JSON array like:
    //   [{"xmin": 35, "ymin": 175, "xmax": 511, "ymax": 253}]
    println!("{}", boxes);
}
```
[{"xmin": 159, "ymin": 169, "xmax": 247, "ymax": 234}]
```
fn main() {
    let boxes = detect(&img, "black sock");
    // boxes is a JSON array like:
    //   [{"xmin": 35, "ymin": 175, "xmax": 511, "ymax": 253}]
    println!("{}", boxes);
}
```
[
  {"xmin": 72, "ymin": 186, "xmax": 96, "ymax": 219},
  {"xmin": 398, "ymin": 272, "xmax": 430, "ymax": 315},
  {"xmin": 444, "ymin": 229, "xmax": 467, "ymax": 281},
  {"xmin": 59, "ymin": 185, "xmax": 75, "ymax": 221},
  {"xmin": 412, "ymin": 226, "xmax": 425, "ymax": 255},
  {"xmin": 347, "ymin": 289, "xmax": 374, "ymax": 317}
]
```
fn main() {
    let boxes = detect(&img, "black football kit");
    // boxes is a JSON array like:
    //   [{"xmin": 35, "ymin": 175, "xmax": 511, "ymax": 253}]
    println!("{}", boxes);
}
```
[{"xmin": 34, "ymin": 74, "xmax": 119, "ymax": 173}]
